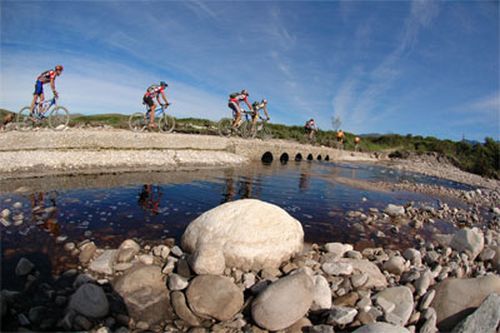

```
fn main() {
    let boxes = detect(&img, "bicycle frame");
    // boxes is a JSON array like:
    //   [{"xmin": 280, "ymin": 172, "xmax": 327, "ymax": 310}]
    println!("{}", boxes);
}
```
[
  {"xmin": 145, "ymin": 104, "xmax": 167, "ymax": 120},
  {"xmin": 33, "ymin": 98, "xmax": 57, "ymax": 115}
]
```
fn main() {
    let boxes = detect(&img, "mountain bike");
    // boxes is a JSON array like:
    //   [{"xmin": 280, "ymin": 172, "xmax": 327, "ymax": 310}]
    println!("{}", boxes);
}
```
[
  {"xmin": 17, "ymin": 97, "xmax": 70, "ymax": 131},
  {"xmin": 247, "ymin": 116, "xmax": 272, "ymax": 140},
  {"xmin": 129, "ymin": 103, "xmax": 175, "ymax": 133},
  {"xmin": 218, "ymin": 110, "xmax": 253, "ymax": 138}
]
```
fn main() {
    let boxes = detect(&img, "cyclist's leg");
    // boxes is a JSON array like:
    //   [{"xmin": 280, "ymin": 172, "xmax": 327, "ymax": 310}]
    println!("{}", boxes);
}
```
[
  {"xmin": 251, "ymin": 112, "xmax": 258, "ymax": 132},
  {"xmin": 31, "ymin": 81, "xmax": 43, "ymax": 114},
  {"xmin": 144, "ymin": 95, "xmax": 156, "ymax": 127},
  {"xmin": 229, "ymin": 102, "xmax": 240, "ymax": 128}
]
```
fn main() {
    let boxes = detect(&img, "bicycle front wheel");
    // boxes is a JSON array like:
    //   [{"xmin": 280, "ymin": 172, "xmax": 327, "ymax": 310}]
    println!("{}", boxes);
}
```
[
  {"xmin": 129, "ymin": 112, "xmax": 146, "ymax": 132},
  {"xmin": 159, "ymin": 114, "xmax": 175, "ymax": 133},
  {"xmin": 49, "ymin": 106, "xmax": 70, "ymax": 130},
  {"xmin": 258, "ymin": 124, "xmax": 272, "ymax": 141},
  {"xmin": 218, "ymin": 118, "xmax": 233, "ymax": 138},
  {"xmin": 17, "ymin": 107, "xmax": 35, "ymax": 131}
]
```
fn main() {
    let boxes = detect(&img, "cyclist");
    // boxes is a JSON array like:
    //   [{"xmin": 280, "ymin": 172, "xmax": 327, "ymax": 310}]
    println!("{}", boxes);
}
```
[
  {"xmin": 250, "ymin": 98, "xmax": 270, "ymax": 133},
  {"xmin": 336, "ymin": 129, "xmax": 345, "ymax": 149},
  {"xmin": 30, "ymin": 65, "xmax": 64, "ymax": 116},
  {"xmin": 228, "ymin": 89, "xmax": 252, "ymax": 129},
  {"xmin": 354, "ymin": 136, "xmax": 361, "ymax": 151},
  {"xmin": 143, "ymin": 81, "xmax": 170, "ymax": 129},
  {"xmin": 304, "ymin": 118, "xmax": 317, "ymax": 140}
]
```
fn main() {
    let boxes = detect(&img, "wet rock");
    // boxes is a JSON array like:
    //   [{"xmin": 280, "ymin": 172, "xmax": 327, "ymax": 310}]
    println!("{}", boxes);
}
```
[
  {"xmin": 431, "ymin": 275, "xmax": 500, "ymax": 331},
  {"xmin": 451, "ymin": 293, "xmax": 500, "ymax": 333},
  {"xmin": 182, "ymin": 199, "xmax": 303, "ymax": 274},
  {"xmin": 15, "ymin": 257, "xmax": 35, "ymax": 276},
  {"xmin": 69, "ymin": 283, "xmax": 109, "ymax": 318},
  {"xmin": 168, "ymin": 273, "xmax": 189, "ymax": 291},
  {"xmin": 89, "ymin": 250, "xmax": 117, "ymax": 275},
  {"xmin": 171, "ymin": 291, "xmax": 201, "ymax": 327},
  {"xmin": 450, "ymin": 227, "xmax": 484, "ymax": 261},
  {"xmin": 73, "ymin": 273, "xmax": 95, "ymax": 288},
  {"xmin": 186, "ymin": 275, "xmax": 243, "ymax": 321},
  {"xmin": 384, "ymin": 204, "xmax": 405, "ymax": 217},
  {"xmin": 383, "ymin": 256, "xmax": 406, "ymax": 275},
  {"xmin": 1, "ymin": 209, "xmax": 10, "ymax": 219},
  {"xmin": 403, "ymin": 248, "xmax": 422, "ymax": 266},
  {"xmin": 311, "ymin": 275, "xmax": 332, "ymax": 310},
  {"xmin": 251, "ymin": 271, "xmax": 314, "ymax": 331},
  {"xmin": 374, "ymin": 286, "xmax": 414, "ymax": 326},
  {"xmin": 114, "ymin": 264, "xmax": 174, "ymax": 325},
  {"xmin": 326, "ymin": 306, "xmax": 358, "ymax": 325},
  {"xmin": 116, "ymin": 239, "xmax": 140, "ymax": 263},
  {"xmin": 13, "ymin": 202, "xmax": 23, "ymax": 209},
  {"xmin": 352, "ymin": 322, "xmax": 410, "ymax": 333},
  {"xmin": 79, "ymin": 242, "xmax": 97, "ymax": 264}
]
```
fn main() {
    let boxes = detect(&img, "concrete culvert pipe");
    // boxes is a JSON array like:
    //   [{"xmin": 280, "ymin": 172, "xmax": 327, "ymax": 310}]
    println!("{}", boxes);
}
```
[
  {"xmin": 317, "ymin": 155, "xmax": 322, "ymax": 161},
  {"xmin": 307, "ymin": 154, "xmax": 313, "ymax": 161},
  {"xmin": 280, "ymin": 153, "xmax": 289, "ymax": 164},
  {"xmin": 295, "ymin": 153, "xmax": 302, "ymax": 161},
  {"xmin": 325, "ymin": 155, "xmax": 330, "ymax": 161},
  {"xmin": 261, "ymin": 152, "xmax": 273, "ymax": 164}
]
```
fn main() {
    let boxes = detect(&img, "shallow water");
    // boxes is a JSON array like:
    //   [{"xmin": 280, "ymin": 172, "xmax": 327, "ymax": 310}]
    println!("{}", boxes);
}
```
[{"xmin": 0, "ymin": 161, "xmax": 472, "ymax": 288}]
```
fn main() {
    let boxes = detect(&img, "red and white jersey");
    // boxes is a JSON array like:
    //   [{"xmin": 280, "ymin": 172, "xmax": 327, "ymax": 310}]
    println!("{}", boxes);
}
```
[
  {"xmin": 37, "ymin": 70, "xmax": 56, "ymax": 84},
  {"xmin": 229, "ymin": 93, "xmax": 248, "ymax": 104},
  {"xmin": 145, "ymin": 84, "xmax": 165, "ymax": 98}
]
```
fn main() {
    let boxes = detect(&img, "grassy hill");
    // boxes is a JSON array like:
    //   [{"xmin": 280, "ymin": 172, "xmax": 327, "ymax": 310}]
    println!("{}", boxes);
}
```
[{"xmin": 2, "ymin": 109, "xmax": 498, "ymax": 179}]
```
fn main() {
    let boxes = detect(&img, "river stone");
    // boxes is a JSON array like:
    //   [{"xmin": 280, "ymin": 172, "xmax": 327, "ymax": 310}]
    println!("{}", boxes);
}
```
[
  {"xmin": 15, "ymin": 257, "xmax": 34, "ymax": 276},
  {"xmin": 450, "ymin": 227, "xmax": 484, "ymax": 261},
  {"xmin": 89, "ymin": 250, "xmax": 117, "ymax": 275},
  {"xmin": 68, "ymin": 283, "xmax": 109, "ymax": 318},
  {"xmin": 181, "ymin": 199, "xmax": 304, "ymax": 274},
  {"xmin": 326, "ymin": 306, "xmax": 358, "ymax": 325},
  {"xmin": 311, "ymin": 275, "xmax": 332, "ymax": 310},
  {"xmin": 168, "ymin": 273, "xmax": 189, "ymax": 291},
  {"xmin": 186, "ymin": 275, "xmax": 243, "ymax": 321},
  {"xmin": 117, "ymin": 239, "xmax": 140, "ymax": 263},
  {"xmin": 451, "ymin": 293, "xmax": 500, "ymax": 333},
  {"xmin": 383, "ymin": 256, "xmax": 406, "ymax": 275},
  {"xmin": 113, "ymin": 264, "xmax": 173, "ymax": 325},
  {"xmin": 384, "ymin": 204, "xmax": 405, "ymax": 217},
  {"xmin": 493, "ymin": 246, "xmax": 500, "ymax": 272},
  {"xmin": 374, "ymin": 286, "xmax": 414, "ymax": 326},
  {"xmin": 352, "ymin": 322, "xmax": 410, "ymax": 333},
  {"xmin": 403, "ymin": 248, "xmax": 422, "ymax": 266},
  {"xmin": 431, "ymin": 275, "xmax": 500, "ymax": 331},
  {"xmin": 324, "ymin": 243, "xmax": 353, "ymax": 258},
  {"xmin": 79, "ymin": 242, "xmax": 97, "ymax": 264},
  {"xmin": 171, "ymin": 291, "xmax": 201, "ymax": 327},
  {"xmin": 251, "ymin": 271, "xmax": 314, "ymax": 331},
  {"xmin": 338, "ymin": 258, "xmax": 387, "ymax": 288},
  {"xmin": 322, "ymin": 262, "xmax": 353, "ymax": 276}
]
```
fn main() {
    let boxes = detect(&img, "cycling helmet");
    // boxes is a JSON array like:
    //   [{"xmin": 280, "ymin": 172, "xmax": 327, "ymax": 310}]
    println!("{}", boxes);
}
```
[
  {"xmin": 160, "ymin": 81, "xmax": 168, "ymax": 87},
  {"xmin": 262, "ymin": 98, "xmax": 267, "ymax": 104},
  {"xmin": 241, "ymin": 89, "xmax": 249, "ymax": 96},
  {"xmin": 55, "ymin": 65, "xmax": 64, "ymax": 71}
]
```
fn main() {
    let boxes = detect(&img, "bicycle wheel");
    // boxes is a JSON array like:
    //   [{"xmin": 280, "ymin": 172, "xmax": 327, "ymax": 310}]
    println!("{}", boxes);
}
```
[
  {"xmin": 218, "ymin": 118, "xmax": 233, "ymax": 138},
  {"xmin": 257, "ymin": 124, "xmax": 272, "ymax": 141},
  {"xmin": 129, "ymin": 112, "xmax": 146, "ymax": 132},
  {"xmin": 49, "ymin": 106, "xmax": 70, "ymax": 130},
  {"xmin": 16, "ymin": 106, "xmax": 35, "ymax": 131},
  {"xmin": 159, "ymin": 114, "xmax": 175, "ymax": 133},
  {"xmin": 239, "ymin": 121, "xmax": 254, "ymax": 139}
]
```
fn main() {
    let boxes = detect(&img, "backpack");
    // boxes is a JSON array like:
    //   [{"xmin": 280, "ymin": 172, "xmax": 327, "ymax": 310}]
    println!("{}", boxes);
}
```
[{"xmin": 229, "ymin": 92, "xmax": 240, "ymax": 99}]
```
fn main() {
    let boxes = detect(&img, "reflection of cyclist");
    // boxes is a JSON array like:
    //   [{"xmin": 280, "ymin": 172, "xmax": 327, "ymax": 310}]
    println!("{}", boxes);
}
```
[
  {"xmin": 30, "ymin": 65, "xmax": 64, "ymax": 115},
  {"xmin": 30, "ymin": 192, "xmax": 60, "ymax": 236},
  {"xmin": 228, "ymin": 90, "xmax": 252, "ymax": 129},
  {"xmin": 250, "ymin": 99, "xmax": 270, "ymax": 132},
  {"xmin": 304, "ymin": 118, "xmax": 317, "ymax": 140},
  {"xmin": 143, "ymin": 81, "xmax": 170, "ymax": 129},
  {"xmin": 138, "ymin": 184, "xmax": 162, "ymax": 215}
]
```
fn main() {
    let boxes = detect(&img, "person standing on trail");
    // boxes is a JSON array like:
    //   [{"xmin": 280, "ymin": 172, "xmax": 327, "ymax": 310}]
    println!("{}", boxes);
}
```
[
  {"xmin": 143, "ymin": 81, "xmax": 170, "ymax": 129},
  {"xmin": 354, "ymin": 136, "xmax": 361, "ymax": 152},
  {"xmin": 30, "ymin": 65, "xmax": 64, "ymax": 116},
  {"xmin": 228, "ymin": 89, "xmax": 252, "ymax": 129}
]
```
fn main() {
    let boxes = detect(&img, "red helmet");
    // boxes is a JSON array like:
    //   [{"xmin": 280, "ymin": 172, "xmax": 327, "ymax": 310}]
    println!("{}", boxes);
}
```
[{"xmin": 55, "ymin": 65, "xmax": 64, "ymax": 71}]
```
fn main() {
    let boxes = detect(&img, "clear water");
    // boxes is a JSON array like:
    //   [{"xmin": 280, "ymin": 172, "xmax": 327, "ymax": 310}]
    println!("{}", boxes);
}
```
[{"xmin": 0, "ymin": 161, "xmax": 472, "ymax": 288}]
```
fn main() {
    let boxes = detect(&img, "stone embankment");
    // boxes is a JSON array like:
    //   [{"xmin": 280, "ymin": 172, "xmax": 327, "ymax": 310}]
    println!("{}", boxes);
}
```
[
  {"xmin": 1, "ymin": 199, "xmax": 499, "ymax": 332},
  {"xmin": 0, "ymin": 128, "xmax": 378, "ymax": 180}
]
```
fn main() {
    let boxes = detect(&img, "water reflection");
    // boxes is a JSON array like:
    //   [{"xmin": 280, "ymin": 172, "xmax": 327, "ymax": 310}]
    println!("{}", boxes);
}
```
[
  {"xmin": 138, "ymin": 184, "xmax": 162, "ymax": 215},
  {"xmin": 30, "ymin": 191, "xmax": 60, "ymax": 237}
]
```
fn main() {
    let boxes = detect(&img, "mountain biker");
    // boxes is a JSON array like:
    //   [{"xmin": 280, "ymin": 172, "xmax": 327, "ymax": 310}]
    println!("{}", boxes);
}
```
[
  {"xmin": 354, "ymin": 136, "xmax": 361, "ymax": 151},
  {"xmin": 250, "ymin": 98, "xmax": 270, "ymax": 133},
  {"xmin": 30, "ymin": 65, "xmax": 64, "ymax": 116},
  {"xmin": 228, "ymin": 89, "xmax": 252, "ymax": 129},
  {"xmin": 336, "ymin": 129, "xmax": 345, "ymax": 149},
  {"xmin": 143, "ymin": 81, "xmax": 170, "ymax": 129},
  {"xmin": 304, "ymin": 118, "xmax": 317, "ymax": 140}
]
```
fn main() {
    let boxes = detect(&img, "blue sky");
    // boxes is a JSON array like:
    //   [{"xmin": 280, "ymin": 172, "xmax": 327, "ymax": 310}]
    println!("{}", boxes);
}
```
[{"xmin": 1, "ymin": 0, "xmax": 498, "ymax": 141}]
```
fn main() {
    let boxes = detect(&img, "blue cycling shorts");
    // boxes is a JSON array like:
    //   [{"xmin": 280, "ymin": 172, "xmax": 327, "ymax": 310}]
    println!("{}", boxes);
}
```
[{"xmin": 33, "ymin": 80, "xmax": 44, "ymax": 96}]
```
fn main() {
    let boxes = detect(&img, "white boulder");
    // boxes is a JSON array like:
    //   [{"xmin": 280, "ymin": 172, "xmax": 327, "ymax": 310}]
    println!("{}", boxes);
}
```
[{"xmin": 181, "ymin": 199, "xmax": 304, "ymax": 274}]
